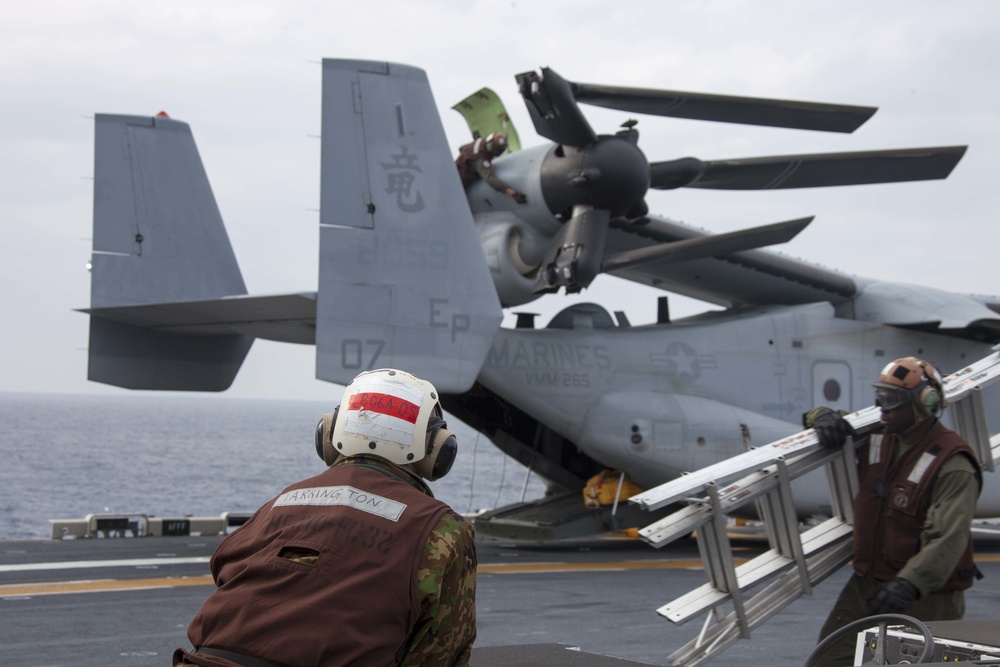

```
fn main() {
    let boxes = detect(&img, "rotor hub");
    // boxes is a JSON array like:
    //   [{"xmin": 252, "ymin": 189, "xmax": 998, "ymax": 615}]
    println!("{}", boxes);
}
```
[{"xmin": 539, "ymin": 136, "xmax": 650, "ymax": 218}]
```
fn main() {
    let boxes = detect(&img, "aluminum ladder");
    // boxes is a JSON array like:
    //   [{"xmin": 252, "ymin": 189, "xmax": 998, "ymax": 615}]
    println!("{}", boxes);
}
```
[{"xmin": 628, "ymin": 347, "xmax": 1000, "ymax": 666}]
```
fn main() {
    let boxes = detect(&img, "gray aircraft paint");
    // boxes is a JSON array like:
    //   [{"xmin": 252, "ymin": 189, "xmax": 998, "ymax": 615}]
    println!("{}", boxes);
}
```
[
  {"xmin": 80, "ymin": 59, "xmax": 1000, "ymax": 515},
  {"xmin": 315, "ymin": 60, "xmax": 502, "ymax": 393}
]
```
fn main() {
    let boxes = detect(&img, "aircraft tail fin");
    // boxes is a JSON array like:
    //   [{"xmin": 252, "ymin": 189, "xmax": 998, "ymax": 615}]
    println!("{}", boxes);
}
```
[
  {"xmin": 86, "ymin": 113, "xmax": 251, "ymax": 390},
  {"xmin": 316, "ymin": 60, "xmax": 502, "ymax": 393}
]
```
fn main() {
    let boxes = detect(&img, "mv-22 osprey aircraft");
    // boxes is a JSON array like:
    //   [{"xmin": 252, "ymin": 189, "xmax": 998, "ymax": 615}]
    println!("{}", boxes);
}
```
[{"xmin": 81, "ymin": 59, "xmax": 1000, "ymax": 535}]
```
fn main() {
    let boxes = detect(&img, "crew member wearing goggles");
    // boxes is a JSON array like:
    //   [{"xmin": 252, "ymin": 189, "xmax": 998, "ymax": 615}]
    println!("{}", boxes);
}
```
[{"xmin": 805, "ymin": 356, "xmax": 982, "ymax": 667}]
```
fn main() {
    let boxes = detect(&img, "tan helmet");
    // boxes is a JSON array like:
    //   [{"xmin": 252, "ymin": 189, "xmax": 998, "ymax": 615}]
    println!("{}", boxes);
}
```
[
  {"xmin": 485, "ymin": 131, "xmax": 508, "ymax": 157},
  {"xmin": 873, "ymin": 356, "xmax": 946, "ymax": 417},
  {"xmin": 320, "ymin": 369, "xmax": 458, "ymax": 480}
]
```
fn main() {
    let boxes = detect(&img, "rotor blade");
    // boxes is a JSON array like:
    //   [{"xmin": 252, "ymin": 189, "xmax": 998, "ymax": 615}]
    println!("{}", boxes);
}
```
[
  {"xmin": 571, "ymin": 82, "xmax": 876, "ymax": 133},
  {"xmin": 516, "ymin": 67, "xmax": 598, "ymax": 147},
  {"xmin": 650, "ymin": 146, "xmax": 967, "ymax": 190},
  {"xmin": 647, "ymin": 157, "xmax": 707, "ymax": 190},
  {"xmin": 533, "ymin": 207, "xmax": 611, "ymax": 294},
  {"xmin": 602, "ymin": 217, "xmax": 813, "ymax": 274}
]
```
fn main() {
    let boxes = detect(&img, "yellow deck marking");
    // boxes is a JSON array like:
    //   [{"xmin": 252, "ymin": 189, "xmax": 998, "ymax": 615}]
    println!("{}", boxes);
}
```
[
  {"xmin": 1, "ymin": 559, "xmax": 712, "ymax": 597},
  {"xmin": 479, "ymin": 558, "xmax": 722, "ymax": 574},
  {"xmin": 5, "ymin": 553, "xmax": 999, "ymax": 597},
  {"xmin": 0, "ymin": 575, "xmax": 214, "ymax": 597},
  {"xmin": 481, "ymin": 552, "xmax": 1000, "ymax": 574}
]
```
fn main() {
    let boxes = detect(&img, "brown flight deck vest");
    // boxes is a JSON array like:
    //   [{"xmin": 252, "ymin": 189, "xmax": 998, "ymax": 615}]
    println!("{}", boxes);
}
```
[
  {"xmin": 183, "ymin": 462, "xmax": 451, "ymax": 667},
  {"xmin": 852, "ymin": 420, "xmax": 981, "ymax": 592},
  {"xmin": 455, "ymin": 139, "xmax": 493, "ymax": 188}
]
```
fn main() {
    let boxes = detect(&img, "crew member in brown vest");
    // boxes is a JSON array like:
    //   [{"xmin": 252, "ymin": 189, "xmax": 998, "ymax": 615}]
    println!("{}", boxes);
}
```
[
  {"xmin": 174, "ymin": 368, "xmax": 477, "ymax": 667},
  {"xmin": 806, "ymin": 356, "xmax": 982, "ymax": 666},
  {"xmin": 455, "ymin": 131, "xmax": 526, "ymax": 204}
]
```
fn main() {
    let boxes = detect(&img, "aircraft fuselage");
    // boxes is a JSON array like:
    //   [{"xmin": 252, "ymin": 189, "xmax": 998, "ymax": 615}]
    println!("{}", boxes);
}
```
[{"xmin": 474, "ymin": 301, "xmax": 1000, "ymax": 516}]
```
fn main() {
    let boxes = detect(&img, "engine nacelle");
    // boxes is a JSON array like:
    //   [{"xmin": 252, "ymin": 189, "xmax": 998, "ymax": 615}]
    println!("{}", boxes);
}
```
[{"xmin": 476, "ymin": 213, "xmax": 555, "ymax": 308}]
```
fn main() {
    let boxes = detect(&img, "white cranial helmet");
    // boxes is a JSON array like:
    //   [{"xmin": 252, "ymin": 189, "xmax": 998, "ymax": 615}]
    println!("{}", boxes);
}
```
[{"xmin": 330, "ymin": 368, "xmax": 442, "ymax": 466}]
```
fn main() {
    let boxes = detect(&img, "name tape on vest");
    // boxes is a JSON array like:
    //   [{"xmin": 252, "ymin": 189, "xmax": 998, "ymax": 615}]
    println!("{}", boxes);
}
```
[{"xmin": 273, "ymin": 486, "xmax": 407, "ymax": 522}]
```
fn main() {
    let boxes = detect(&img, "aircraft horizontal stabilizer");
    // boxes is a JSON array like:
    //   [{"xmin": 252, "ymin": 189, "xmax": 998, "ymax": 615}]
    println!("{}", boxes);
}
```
[
  {"xmin": 80, "ymin": 293, "xmax": 317, "ymax": 344},
  {"xmin": 316, "ymin": 60, "xmax": 503, "ymax": 393}
]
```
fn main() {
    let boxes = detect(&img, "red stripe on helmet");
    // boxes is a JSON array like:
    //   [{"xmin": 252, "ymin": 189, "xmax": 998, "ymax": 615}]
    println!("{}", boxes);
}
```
[{"xmin": 347, "ymin": 392, "xmax": 420, "ymax": 424}]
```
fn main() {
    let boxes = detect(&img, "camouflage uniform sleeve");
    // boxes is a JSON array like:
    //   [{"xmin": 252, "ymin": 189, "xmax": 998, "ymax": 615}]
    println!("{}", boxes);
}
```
[
  {"xmin": 472, "ymin": 160, "xmax": 511, "ymax": 193},
  {"xmin": 401, "ymin": 510, "xmax": 477, "ymax": 666},
  {"xmin": 897, "ymin": 458, "xmax": 979, "ymax": 596}
]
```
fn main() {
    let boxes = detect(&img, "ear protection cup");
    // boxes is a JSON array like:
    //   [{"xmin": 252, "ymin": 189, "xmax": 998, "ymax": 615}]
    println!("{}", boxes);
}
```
[
  {"xmin": 314, "ymin": 417, "xmax": 325, "ymax": 460},
  {"xmin": 917, "ymin": 385, "xmax": 942, "ymax": 417},
  {"xmin": 412, "ymin": 415, "xmax": 458, "ymax": 481},
  {"xmin": 315, "ymin": 408, "xmax": 340, "ymax": 466},
  {"xmin": 913, "ymin": 359, "xmax": 945, "ymax": 418}
]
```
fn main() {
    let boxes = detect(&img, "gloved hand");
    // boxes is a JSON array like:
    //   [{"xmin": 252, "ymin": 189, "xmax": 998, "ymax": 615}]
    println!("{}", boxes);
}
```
[
  {"xmin": 803, "ymin": 406, "xmax": 854, "ymax": 449},
  {"xmin": 512, "ymin": 191, "xmax": 527, "ymax": 205},
  {"xmin": 868, "ymin": 578, "xmax": 919, "ymax": 614}
]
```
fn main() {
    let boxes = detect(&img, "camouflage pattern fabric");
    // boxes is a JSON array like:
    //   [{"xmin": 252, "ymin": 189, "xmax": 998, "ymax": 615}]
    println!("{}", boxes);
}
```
[{"xmin": 402, "ymin": 510, "xmax": 477, "ymax": 666}]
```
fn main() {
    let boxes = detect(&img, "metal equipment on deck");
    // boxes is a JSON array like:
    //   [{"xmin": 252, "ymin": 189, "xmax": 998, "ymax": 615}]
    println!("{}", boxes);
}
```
[
  {"xmin": 473, "ymin": 488, "xmax": 664, "ymax": 542},
  {"xmin": 49, "ymin": 512, "xmax": 251, "ymax": 539}
]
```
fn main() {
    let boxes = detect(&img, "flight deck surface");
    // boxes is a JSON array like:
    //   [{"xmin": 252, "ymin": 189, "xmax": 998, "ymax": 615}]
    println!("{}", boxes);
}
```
[{"xmin": 3, "ymin": 531, "xmax": 1000, "ymax": 666}]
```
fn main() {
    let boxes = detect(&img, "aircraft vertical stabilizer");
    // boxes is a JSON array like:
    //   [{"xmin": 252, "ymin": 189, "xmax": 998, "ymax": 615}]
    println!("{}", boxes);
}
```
[
  {"xmin": 86, "ymin": 114, "xmax": 252, "ymax": 390},
  {"xmin": 316, "ymin": 60, "xmax": 502, "ymax": 393}
]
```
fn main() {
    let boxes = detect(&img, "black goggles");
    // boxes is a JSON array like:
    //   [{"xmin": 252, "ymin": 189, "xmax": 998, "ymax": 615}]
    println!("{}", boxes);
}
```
[{"xmin": 875, "ymin": 387, "xmax": 912, "ymax": 411}]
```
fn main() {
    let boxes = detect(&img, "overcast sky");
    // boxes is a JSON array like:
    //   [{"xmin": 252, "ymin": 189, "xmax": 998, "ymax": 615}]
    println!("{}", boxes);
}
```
[{"xmin": 3, "ymin": 0, "xmax": 998, "ymax": 401}]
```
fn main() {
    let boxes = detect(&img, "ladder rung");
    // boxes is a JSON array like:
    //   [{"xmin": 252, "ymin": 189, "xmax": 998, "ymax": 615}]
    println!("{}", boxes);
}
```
[
  {"xmin": 657, "ymin": 524, "xmax": 852, "ymax": 625},
  {"xmin": 640, "ymin": 450, "xmax": 849, "ymax": 549}
]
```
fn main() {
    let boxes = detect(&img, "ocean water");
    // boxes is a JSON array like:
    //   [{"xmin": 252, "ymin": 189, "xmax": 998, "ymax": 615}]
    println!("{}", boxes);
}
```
[{"xmin": 0, "ymin": 392, "xmax": 546, "ymax": 540}]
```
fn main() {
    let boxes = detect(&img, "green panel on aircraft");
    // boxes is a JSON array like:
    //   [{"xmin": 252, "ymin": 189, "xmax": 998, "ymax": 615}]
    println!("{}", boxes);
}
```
[{"xmin": 451, "ymin": 87, "xmax": 521, "ymax": 153}]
